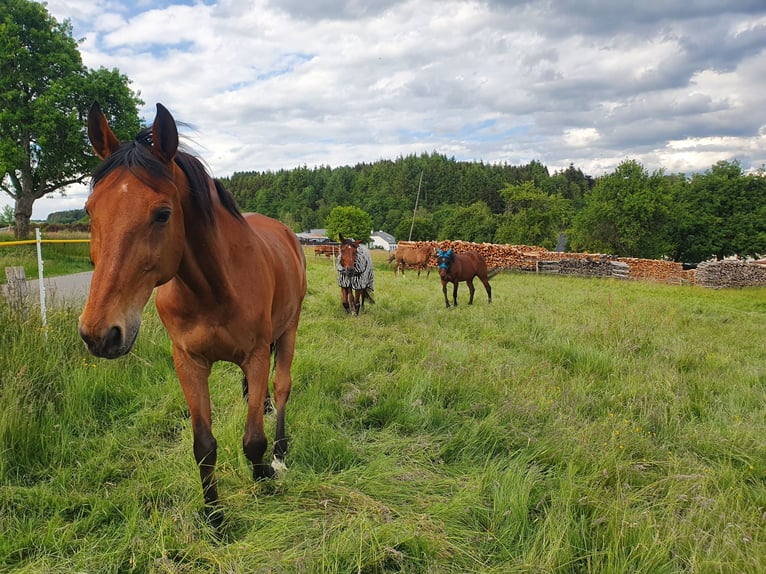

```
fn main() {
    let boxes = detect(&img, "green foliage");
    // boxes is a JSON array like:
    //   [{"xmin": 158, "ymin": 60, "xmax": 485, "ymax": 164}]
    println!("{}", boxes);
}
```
[
  {"xmin": 0, "ymin": 205, "xmax": 13, "ymax": 227},
  {"xmin": 0, "ymin": 0, "xmax": 142, "ymax": 238},
  {"xmin": 222, "ymin": 154, "xmax": 763, "ymax": 260},
  {"xmin": 670, "ymin": 160, "xmax": 766, "ymax": 262},
  {"xmin": 569, "ymin": 160, "xmax": 675, "ymax": 258},
  {"xmin": 1, "ymin": 253, "xmax": 765, "ymax": 571},
  {"xmin": 439, "ymin": 200, "xmax": 497, "ymax": 242},
  {"xmin": 46, "ymin": 209, "xmax": 86, "ymax": 225},
  {"xmin": 495, "ymin": 182, "xmax": 573, "ymax": 248},
  {"xmin": 393, "ymin": 212, "xmax": 436, "ymax": 241},
  {"xmin": 324, "ymin": 205, "xmax": 373, "ymax": 242}
]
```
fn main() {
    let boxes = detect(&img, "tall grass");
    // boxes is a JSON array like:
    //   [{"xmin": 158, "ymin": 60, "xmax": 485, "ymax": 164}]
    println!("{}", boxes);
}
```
[{"xmin": 1, "ymin": 251, "xmax": 765, "ymax": 572}]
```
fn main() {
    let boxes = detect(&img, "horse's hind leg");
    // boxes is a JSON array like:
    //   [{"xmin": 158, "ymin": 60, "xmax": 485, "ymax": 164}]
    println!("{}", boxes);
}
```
[
  {"xmin": 353, "ymin": 290, "xmax": 362, "ymax": 315},
  {"xmin": 241, "ymin": 376, "xmax": 272, "ymax": 413},
  {"xmin": 480, "ymin": 275, "xmax": 492, "ymax": 303},
  {"xmin": 272, "ymin": 326, "xmax": 297, "ymax": 463},
  {"xmin": 243, "ymin": 346, "xmax": 274, "ymax": 479},
  {"xmin": 467, "ymin": 279, "xmax": 476, "ymax": 305}
]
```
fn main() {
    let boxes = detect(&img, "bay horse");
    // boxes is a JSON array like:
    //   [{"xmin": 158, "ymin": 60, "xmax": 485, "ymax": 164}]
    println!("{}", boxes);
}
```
[
  {"xmin": 79, "ymin": 102, "xmax": 306, "ymax": 526},
  {"xmin": 337, "ymin": 234, "xmax": 375, "ymax": 314},
  {"xmin": 388, "ymin": 243, "xmax": 433, "ymax": 278},
  {"xmin": 436, "ymin": 247, "xmax": 493, "ymax": 308}
]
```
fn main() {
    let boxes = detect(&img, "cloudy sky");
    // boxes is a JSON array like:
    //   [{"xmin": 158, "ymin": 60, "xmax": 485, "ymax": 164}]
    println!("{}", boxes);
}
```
[{"xmin": 5, "ymin": 0, "xmax": 766, "ymax": 219}]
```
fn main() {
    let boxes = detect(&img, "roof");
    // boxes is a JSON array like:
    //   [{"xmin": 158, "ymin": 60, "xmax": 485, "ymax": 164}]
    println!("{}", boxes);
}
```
[{"xmin": 371, "ymin": 230, "xmax": 396, "ymax": 244}]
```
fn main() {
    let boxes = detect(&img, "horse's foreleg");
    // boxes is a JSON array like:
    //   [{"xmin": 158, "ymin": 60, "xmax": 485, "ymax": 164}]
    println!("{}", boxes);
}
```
[
  {"xmin": 452, "ymin": 282, "xmax": 460, "ymax": 306},
  {"xmin": 467, "ymin": 278, "xmax": 476, "ymax": 305},
  {"xmin": 174, "ymin": 351, "xmax": 219, "ymax": 518},
  {"xmin": 243, "ymin": 347, "xmax": 274, "ymax": 480},
  {"xmin": 442, "ymin": 280, "xmax": 450, "ymax": 308},
  {"xmin": 272, "ymin": 327, "xmax": 297, "ymax": 463},
  {"xmin": 341, "ymin": 287, "xmax": 351, "ymax": 313}
]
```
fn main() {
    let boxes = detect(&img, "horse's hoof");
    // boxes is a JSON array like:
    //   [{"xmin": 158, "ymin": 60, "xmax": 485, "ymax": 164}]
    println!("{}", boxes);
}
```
[
  {"xmin": 203, "ymin": 504, "xmax": 225, "ymax": 534},
  {"xmin": 253, "ymin": 463, "xmax": 275, "ymax": 480}
]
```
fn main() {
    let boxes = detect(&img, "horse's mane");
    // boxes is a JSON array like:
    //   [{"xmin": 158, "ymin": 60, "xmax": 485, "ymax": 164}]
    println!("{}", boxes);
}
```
[{"xmin": 91, "ymin": 127, "xmax": 244, "ymax": 225}]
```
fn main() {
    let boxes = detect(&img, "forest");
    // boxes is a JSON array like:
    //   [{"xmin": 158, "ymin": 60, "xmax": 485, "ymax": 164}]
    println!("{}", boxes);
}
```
[{"xmin": 221, "ymin": 153, "xmax": 765, "ymax": 263}]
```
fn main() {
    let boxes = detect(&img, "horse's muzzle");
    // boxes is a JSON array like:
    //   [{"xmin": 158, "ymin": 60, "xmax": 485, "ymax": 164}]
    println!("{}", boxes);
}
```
[{"xmin": 79, "ymin": 321, "xmax": 140, "ymax": 359}]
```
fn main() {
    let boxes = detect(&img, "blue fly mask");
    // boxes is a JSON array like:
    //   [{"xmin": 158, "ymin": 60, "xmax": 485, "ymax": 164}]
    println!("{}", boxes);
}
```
[{"xmin": 436, "ymin": 248, "xmax": 454, "ymax": 270}]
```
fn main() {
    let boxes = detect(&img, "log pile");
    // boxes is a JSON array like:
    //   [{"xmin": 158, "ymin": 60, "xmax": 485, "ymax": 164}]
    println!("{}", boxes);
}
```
[
  {"xmin": 694, "ymin": 260, "xmax": 766, "ymax": 288},
  {"xmin": 615, "ymin": 257, "xmax": 692, "ymax": 284},
  {"xmin": 393, "ymin": 240, "xmax": 764, "ymax": 287}
]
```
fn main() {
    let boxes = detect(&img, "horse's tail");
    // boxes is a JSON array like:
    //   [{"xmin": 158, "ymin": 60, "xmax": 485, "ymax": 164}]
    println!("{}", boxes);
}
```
[
  {"xmin": 487, "ymin": 267, "xmax": 500, "ymax": 280},
  {"xmin": 364, "ymin": 288, "xmax": 375, "ymax": 304}
]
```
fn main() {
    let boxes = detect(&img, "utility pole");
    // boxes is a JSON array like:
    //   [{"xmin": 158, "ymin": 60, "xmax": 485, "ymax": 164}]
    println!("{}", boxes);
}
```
[{"xmin": 408, "ymin": 171, "xmax": 423, "ymax": 241}]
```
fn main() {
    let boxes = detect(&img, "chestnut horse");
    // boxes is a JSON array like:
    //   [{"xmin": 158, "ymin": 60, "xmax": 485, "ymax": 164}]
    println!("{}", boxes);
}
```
[
  {"xmin": 79, "ymin": 102, "xmax": 306, "ymax": 526},
  {"xmin": 388, "ymin": 243, "xmax": 433, "ymax": 278},
  {"xmin": 436, "ymin": 247, "xmax": 493, "ymax": 308},
  {"xmin": 337, "ymin": 234, "xmax": 375, "ymax": 314}
]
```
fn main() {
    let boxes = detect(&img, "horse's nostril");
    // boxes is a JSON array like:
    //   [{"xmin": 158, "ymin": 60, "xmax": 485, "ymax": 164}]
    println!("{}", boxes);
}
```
[{"xmin": 104, "ymin": 326, "xmax": 123, "ymax": 352}]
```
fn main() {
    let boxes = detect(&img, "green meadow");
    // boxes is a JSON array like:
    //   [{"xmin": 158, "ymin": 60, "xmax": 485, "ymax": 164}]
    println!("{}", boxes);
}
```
[{"xmin": 1, "ymin": 249, "xmax": 765, "ymax": 572}]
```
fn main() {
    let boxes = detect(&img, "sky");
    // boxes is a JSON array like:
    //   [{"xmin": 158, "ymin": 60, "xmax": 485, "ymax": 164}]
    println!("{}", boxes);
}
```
[{"xmin": 4, "ymin": 0, "xmax": 766, "ymax": 220}]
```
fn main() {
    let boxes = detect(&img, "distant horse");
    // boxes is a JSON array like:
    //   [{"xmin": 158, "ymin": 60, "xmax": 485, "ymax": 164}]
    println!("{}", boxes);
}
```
[
  {"xmin": 436, "ymin": 247, "xmax": 493, "ymax": 308},
  {"xmin": 388, "ymin": 243, "xmax": 434, "ymax": 278},
  {"xmin": 337, "ymin": 234, "xmax": 375, "ymax": 314},
  {"xmin": 79, "ymin": 102, "xmax": 307, "ymax": 527}
]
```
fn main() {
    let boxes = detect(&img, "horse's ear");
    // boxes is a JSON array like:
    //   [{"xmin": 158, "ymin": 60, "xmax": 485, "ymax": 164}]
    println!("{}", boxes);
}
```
[
  {"xmin": 151, "ymin": 103, "xmax": 179, "ymax": 163},
  {"xmin": 339, "ymin": 234, "xmax": 345, "ymax": 243},
  {"xmin": 88, "ymin": 101, "xmax": 121, "ymax": 159},
  {"xmin": 447, "ymin": 249, "xmax": 454, "ymax": 258},
  {"xmin": 437, "ymin": 248, "xmax": 443, "ymax": 256},
  {"xmin": 355, "ymin": 239, "xmax": 363, "ymax": 246}
]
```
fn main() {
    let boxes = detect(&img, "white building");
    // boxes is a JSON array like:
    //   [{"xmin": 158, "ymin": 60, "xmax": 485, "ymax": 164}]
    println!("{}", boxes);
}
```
[{"xmin": 369, "ymin": 230, "xmax": 396, "ymax": 251}]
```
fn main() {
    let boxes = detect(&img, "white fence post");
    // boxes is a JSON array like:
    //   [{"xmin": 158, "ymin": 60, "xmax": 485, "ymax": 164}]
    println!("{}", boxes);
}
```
[{"xmin": 35, "ymin": 228, "xmax": 47, "ymax": 336}]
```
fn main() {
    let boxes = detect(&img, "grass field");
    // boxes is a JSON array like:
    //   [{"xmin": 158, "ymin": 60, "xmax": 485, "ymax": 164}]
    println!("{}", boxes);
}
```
[
  {"xmin": 1, "ymin": 249, "xmax": 765, "ymax": 572},
  {"xmin": 0, "ymin": 232, "xmax": 92, "ymax": 281}
]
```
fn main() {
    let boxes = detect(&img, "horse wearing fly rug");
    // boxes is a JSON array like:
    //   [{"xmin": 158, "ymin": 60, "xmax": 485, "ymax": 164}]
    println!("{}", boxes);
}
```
[
  {"xmin": 436, "ymin": 247, "xmax": 493, "ymax": 308},
  {"xmin": 337, "ymin": 234, "xmax": 375, "ymax": 314},
  {"xmin": 79, "ymin": 102, "xmax": 306, "ymax": 528}
]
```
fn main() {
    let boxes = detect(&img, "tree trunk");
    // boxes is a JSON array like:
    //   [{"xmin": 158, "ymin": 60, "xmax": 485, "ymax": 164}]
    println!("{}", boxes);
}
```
[{"xmin": 14, "ymin": 195, "xmax": 34, "ymax": 240}]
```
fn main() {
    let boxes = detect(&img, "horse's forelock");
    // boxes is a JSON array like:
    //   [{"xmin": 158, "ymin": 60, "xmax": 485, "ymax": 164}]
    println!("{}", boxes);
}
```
[
  {"xmin": 91, "ymin": 139, "xmax": 172, "ymax": 189},
  {"xmin": 90, "ymin": 133, "xmax": 243, "ymax": 226}
]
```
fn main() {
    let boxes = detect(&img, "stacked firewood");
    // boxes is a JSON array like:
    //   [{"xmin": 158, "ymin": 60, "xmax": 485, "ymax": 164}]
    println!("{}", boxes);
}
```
[
  {"xmin": 615, "ymin": 257, "xmax": 691, "ymax": 284},
  {"xmin": 694, "ymin": 260, "xmax": 766, "ymax": 288},
  {"xmin": 393, "ymin": 240, "xmax": 764, "ymax": 287}
]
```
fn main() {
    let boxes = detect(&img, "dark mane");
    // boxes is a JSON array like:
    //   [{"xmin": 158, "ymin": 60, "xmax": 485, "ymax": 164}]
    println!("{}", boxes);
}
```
[{"xmin": 91, "ymin": 127, "xmax": 244, "ymax": 225}]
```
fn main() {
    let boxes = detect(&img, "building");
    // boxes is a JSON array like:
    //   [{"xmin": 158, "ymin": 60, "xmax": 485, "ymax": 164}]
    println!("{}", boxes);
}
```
[
  {"xmin": 369, "ymin": 230, "xmax": 396, "ymax": 251},
  {"xmin": 296, "ymin": 229, "xmax": 331, "ymax": 245}
]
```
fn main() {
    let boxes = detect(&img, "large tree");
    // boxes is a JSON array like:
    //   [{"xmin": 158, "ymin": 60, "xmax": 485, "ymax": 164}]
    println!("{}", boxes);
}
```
[
  {"xmin": 569, "ymin": 160, "xmax": 674, "ymax": 258},
  {"xmin": 670, "ymin": 161, "xmax": 766, "ymax": 262},
  {"xmin": 0, "ymin": 0, "xmax": 143, "ymax": 238},
  {"xmin": 325, "ymin": 205, "xmax": 373, "ymax": 242},
  {"xmin": 494, "ymin": 181, "xmax": 572, "ymax": 249}
]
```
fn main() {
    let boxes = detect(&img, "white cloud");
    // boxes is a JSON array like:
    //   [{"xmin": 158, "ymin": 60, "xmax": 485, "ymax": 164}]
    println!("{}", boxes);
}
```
[{"xmin": 7, "ymin": 0, "xmax": 766, "ymax": 219}]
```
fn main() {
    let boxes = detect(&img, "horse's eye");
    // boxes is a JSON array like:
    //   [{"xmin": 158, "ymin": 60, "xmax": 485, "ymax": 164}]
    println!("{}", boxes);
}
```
[{"xmin": 153, "ymin": 208, "xmax": 171, "ymax": 224}]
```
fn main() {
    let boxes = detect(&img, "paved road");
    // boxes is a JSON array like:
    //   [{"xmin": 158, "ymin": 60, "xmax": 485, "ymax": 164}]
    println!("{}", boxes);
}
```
[{"xmin": 3, "ymin": 270, "xmax": 93, "ymax": 306}]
